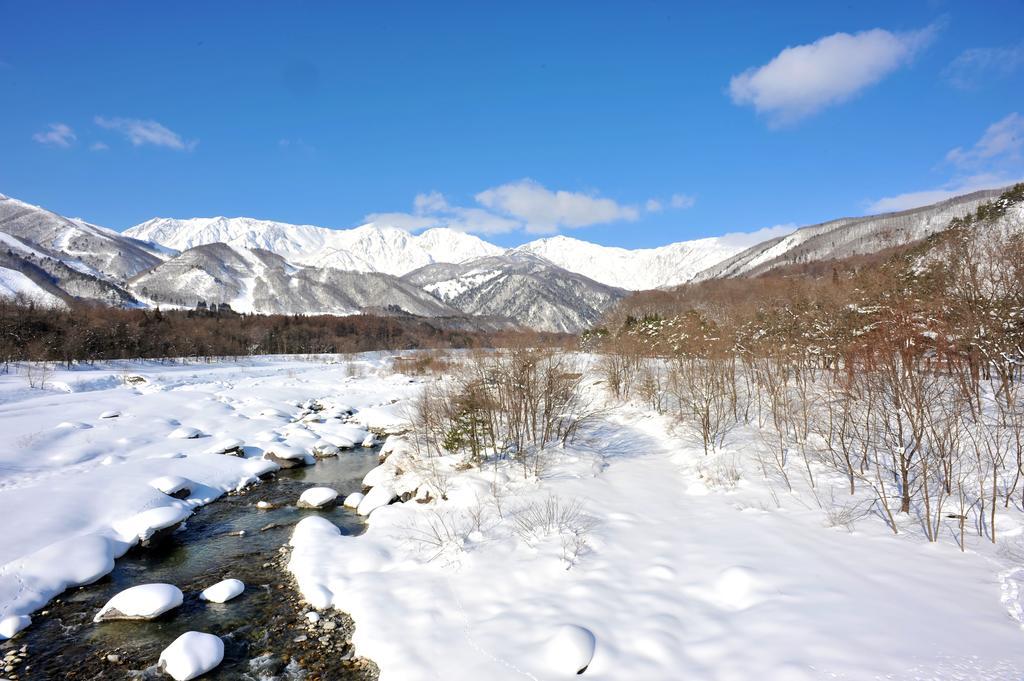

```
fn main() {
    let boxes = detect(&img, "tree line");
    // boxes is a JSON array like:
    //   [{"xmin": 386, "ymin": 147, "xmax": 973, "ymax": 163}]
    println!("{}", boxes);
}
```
[{"xmin": 0, "ymin": 300, "xmax": 568, "ymax": 368}]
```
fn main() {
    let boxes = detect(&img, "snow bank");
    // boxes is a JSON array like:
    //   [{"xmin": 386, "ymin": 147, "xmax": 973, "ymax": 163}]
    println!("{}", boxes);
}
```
[
  {"xmin": 113, "ymin": 504, "xmax": 192, "ymax": 543},
  {"xmin": 199, "ymin": 578, "xmax": 245, "ymax": 603},
  {"xmin": 158, "ymin": 631, "xmax": 225, "ymax": 680},
  {"xmin": 94, "ymin": 583, "xmax": 184, "ymax": 622},
  {"xmin": 356, "ymin": 484, "xmax": 396, "ymax": 516},
  {"xmin": 149, "ymin": 475, "xmax": 190, "ymax": 497},
  {"xmin": 0, "ymin": 614, "xmax": 31, "ymax": 640}
]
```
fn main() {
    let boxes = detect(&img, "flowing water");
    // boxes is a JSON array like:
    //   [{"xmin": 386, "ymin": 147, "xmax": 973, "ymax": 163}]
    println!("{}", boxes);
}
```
[{"xmin": 4, "ymin": 452, "xmax": 381, "ymax": 681}]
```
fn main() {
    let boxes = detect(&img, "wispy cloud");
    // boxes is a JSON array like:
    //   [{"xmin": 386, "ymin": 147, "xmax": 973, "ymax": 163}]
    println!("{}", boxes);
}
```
[
  {"xmin": 718, "ymin": 224, "xmax": 796, "ymax": 248},
  {"xmin": 32, "ymin": 123, "xmax": 76, "ymax": 148},
  {"xmin": 944, "ymin": 44, "xmax": 1024, "ymax": 90},
  {"xmin": 946, "ymin": 113, "xmax": 1023, "ymax": 167},
  {"xmin": 867, "ymin": 112, "xmax": 1023, "ymax": 213},
  {"xmin": 729, "ymin": 25, "xmax": 937, "ymax": 126},
  {"xmin": 867, "ymin": 174, "xmax": 1021, "ymax": 213},
  {"xmin": 94, "ymin": 116, "xmax": 197, "ymax": 151},
  {"xmin": 365, "ymin": 181, "xmax": 645, "ymax": 235},
  {"xmin": 89, "ymin": 141, "xmax": 109, "ymax": 152}
]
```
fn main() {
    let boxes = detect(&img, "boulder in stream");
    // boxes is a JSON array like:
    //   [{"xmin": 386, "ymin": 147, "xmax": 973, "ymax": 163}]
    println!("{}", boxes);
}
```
[
  {"xmin": 157, "ymin": 631, "xmax": 225, "ymax": 681},
  {"xmin": 93, "ymin": 583, "xmax": 184, "ymax": 622}
]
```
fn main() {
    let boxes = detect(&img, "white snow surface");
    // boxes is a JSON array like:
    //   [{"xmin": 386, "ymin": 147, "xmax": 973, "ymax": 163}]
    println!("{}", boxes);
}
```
[
  {"xmin": 0, "ymin": 354, "xmax": 422, "ymax": 625},
  {"xmin": 199, "ymin": 578, "xmax": 245, "ymax": 603},
  {"xmin": 158, "ymin": 631, "xmax": 225, "ymax": 681},
  {"xmin": 4, "ymin": 354, "xmax": 1024, "ymax": 677},
  {"xmin": 93, "ymin": 583, "xmax": 184, "ymax": 621},
  {"xmin": 288, "ymin": 372, "xmax": 1024, "ymax": 681},
  {"xmin": 0, "ymin": 266, "xmax": 65, "ymax": 307}
]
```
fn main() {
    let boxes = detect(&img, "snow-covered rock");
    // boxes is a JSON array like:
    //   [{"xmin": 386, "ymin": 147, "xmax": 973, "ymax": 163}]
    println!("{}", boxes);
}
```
[
  {"xmin": 297, "ymin": 487, "xmax": 339, "ymax": 509},
  {"xmin": 263, "ymin": 443, "xmax": 310, "ymax": 468},
  {"xmin": 149, "ymin": 475, "xmax": 191, "ymax": 498},
  {"xmin": 362, "ymin": 462, "xmax": 398, "ymax": 488},
  {"xmin": 343, "ymin": 492, "xmax": 364, "ymax": 509},
  {"xmin": 543, "ymin": 624, "xmax": 597, "ymax": 674},
  {"xmin": 157, "ymin": 631, "xmax": 225, "ymax": 681},
  {"xmin": 311, "ymin": 441, "xmax": 340, "ymax": 458},
  {"xmin": 99, "ymin": 410, "xmax": 121, "ymax": 419},
  {"xmin": 203, "ymin": 437, "xmax": 244, "ymax": 456},
  {"xmin": 0, "ymin": 614, "xmax": 31, "ymax": 639},
  {"xmin": 199, "ymin": 578, "xmax": 245, "ymax": 603},
  {"xmin": 361, "ymin": 432, "xmax": 377, "ymax": 448},
  {"xmin": 114, "ymin": 505, "xmax": 192, "ymax": 544},
  {"xmin": 93, "ymin": 583, "xmax": 184, "ymax": 622},
  {"xmin": 357, "ymin": 484, "xmax": 397, "ymax": 516},
  {"xmin": 168, "ymin": 426, "xmax": 203, "ymax": 440}
]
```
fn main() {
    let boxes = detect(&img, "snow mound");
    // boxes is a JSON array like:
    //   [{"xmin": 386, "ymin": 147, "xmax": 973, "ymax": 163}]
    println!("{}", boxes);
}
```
[
  {"xmin": 357, "ymin": 484, "xmax": 396, "ymax": 516},
  {"xmin": 297, "ymin": 487, "xmax": 339, "ymax": 509},
  {"xmin": 343, "ymin": 492, "xmax": 364, "ymax": 509},
  {"xmin": 0, "ymin": 614, "xmax": 31, "ymax": 640},
  {"xmin": 99, "ymin": 410, "xmax": 121, "ymax": 419},
  {"xmin": 199, "ymin": 578, "xmax": 245, "ymax": 603},
  {"xmin": 94, "ymin": 583, "xmax": 184, "ymax": 622},
  {"xmin": 149, "ymin": 475, "xmax": 190, "ymax": 497},
  {"xmin": 264, "ymin": 443, "xmax": 307, "ymax": 460},
  {"xmin": 168, "ymin": 426, "xmax": 203, "ymax": 439},
  {"xmin": 203, "ymin": 437, "xmax": 244, "ymax": 456},
  {"xmin": 114, "ymin": 505, "xmax": 192, "ymax": 543},
  {"xmin": 158, "ymin": 631, "xmax": 225, "ymax": 681},
  {"xmin": 544, "ymin": 624, "xmax": 597, "ymax": 674}
]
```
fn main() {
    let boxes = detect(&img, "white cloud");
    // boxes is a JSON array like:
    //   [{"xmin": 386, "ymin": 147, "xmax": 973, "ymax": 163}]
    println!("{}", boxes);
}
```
[
  {"xmin": 868, "ymin": 113, "xmax": 1024, "ymax": 213},
  {"xmin": 670, "ymin": 193, "xmax": 696, "ymax": 209},
  {"xmin": 32, "ymin": 123, "xmax": 76, "ymax": 148},
  {"xmin": 413, "ymin": 191, "xmax": 448, "ymax": 214},
  {"xmin": 475, "ymin": 179, "xmax": 639, "ymax": 234},
  {"xmin": 718, "ymin": 224, "xmax": 797, "ymax": 248},
  {"xmin": 946, "ymin": 112, "xmax": 1023, "ymax": 167},
  {"xmin": 645, "ymin": 199, "xmax": 663, "ymax": 213},
  {"xmin": 867, "ymin": 173, "xmax": 1021, "ymax": 213},
  {"xmin": 365, "ymin": 181, "xmax": 639, "ymax": 235},
  {"xmin": 94, "ymin": 116, "xmax": 197, "ymax": 151},
  {"xmin": 944, "ymin": 45, "xmax": 1024, "ymax": 89},
  {"xmin": 729, "ymin": 25, "xmax": 936, "ymax": 125},
  {"xmin": 89, "ymin": 141, "xmax": 109, "ymax": 151}
]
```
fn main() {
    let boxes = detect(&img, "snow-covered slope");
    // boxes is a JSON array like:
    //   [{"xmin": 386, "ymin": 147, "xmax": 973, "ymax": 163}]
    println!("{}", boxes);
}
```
[
  {"xmin": 0, "ymin": 266, "xmax": 66, "ymax": 307},
  {"xmin": 129, "ymin": 243, "xmax": 463, "ymax": 318},
  {"xmin": 0, "ymin": 193, "xmax": 164, "ymax": 282},
  {"xmin": 126, "ymin": 217, "xmax": 502, "ymax": 276},
  {"xmin": 404, "ymin": 252, "xmax": 626, "ymax": 333},
  {"xmin": 513, "ymin": 235, "xmax": 742, "ymax": 290},
  {"xmin": 694, "ymin": 187, "xmax": 1007, "ymax": 281}
]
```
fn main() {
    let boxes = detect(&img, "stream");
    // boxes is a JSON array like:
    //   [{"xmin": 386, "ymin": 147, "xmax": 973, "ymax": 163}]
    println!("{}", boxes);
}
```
[{"xmin": 3, "ymin": 451, "xmax": 381, "ymax": 681}]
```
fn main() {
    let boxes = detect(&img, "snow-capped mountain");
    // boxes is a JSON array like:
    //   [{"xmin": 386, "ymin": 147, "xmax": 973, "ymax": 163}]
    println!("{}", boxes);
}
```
[
  {"xmin": 0, "ymin": 193, "xmax": 164, "ymax": 282},
  {"xmin": 694, "ymin": 188, "xmax": 1006, "ymax": 281},
  {"xmin": 513, "ymin": 235, "xmax": 743, "ymax": 290},
  {"xmin": 0, "ymin": 193, "xmax": 158, "ymax": 306},
  {"xmin": 403, "ymin": 252, "xmax": 627, "ymax": 333},
  {"xmin": 126, "ymin": 217, "xmax": 502, "ymax": 276},
  {"xmin": 129, "ymin": 243, "xmax": 463, "ymax": 318}
]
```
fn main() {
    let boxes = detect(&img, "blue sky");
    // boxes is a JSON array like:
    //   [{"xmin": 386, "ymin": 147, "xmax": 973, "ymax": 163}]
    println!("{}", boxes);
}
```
[{"xmin": 1, "ymin": 1, "xmax": 1021, "ymax": 248}]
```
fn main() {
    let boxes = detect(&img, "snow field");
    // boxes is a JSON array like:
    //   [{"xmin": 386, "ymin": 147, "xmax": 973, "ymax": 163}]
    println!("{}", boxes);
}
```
[{"xmin": 0, "ymin": 354, "xmax": 421, "ymax": 637}]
